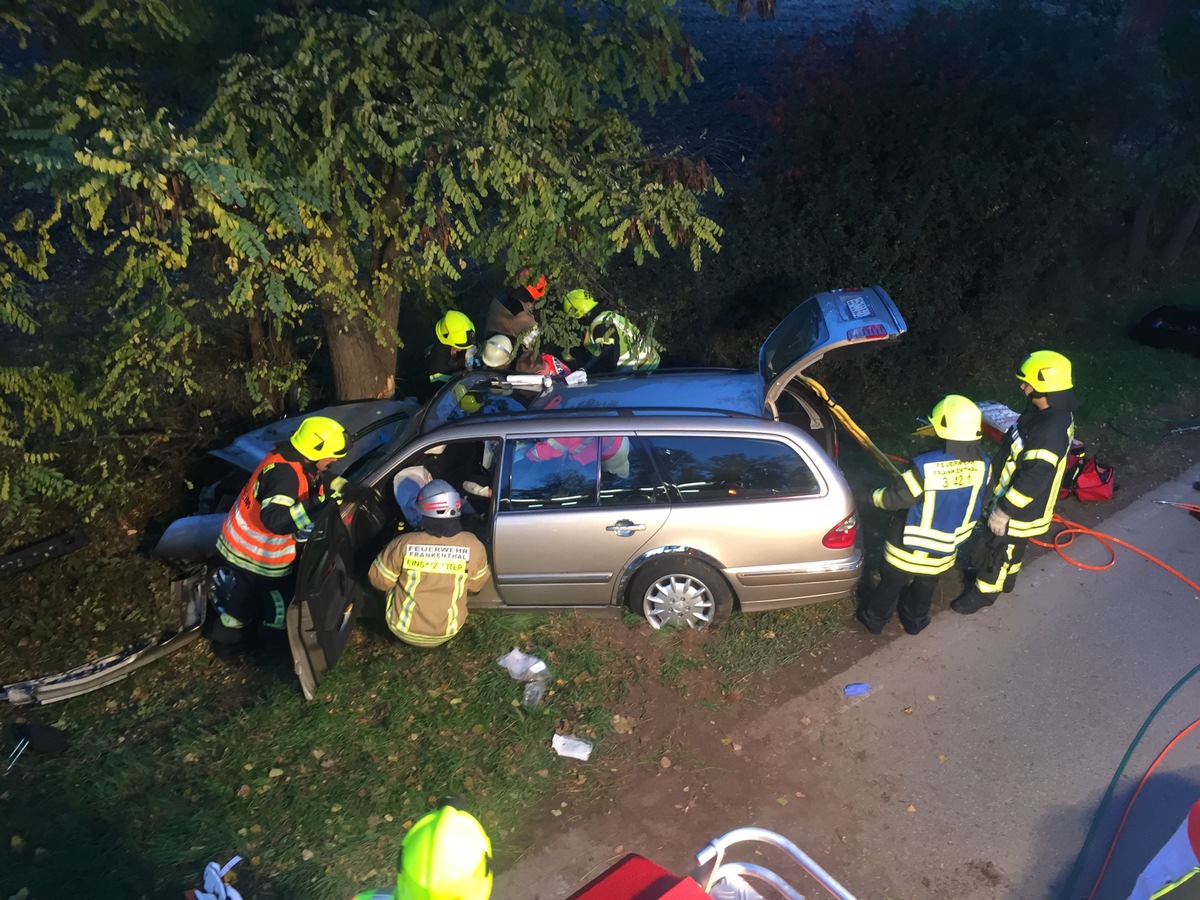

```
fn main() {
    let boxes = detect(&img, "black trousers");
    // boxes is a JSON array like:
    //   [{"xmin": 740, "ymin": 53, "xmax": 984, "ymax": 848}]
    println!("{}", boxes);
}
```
[
  {"xmin": 205, "ymin": 564, "xmax": 295, "ymax": 653},
  {"xmin": 859, "ymin": 560, "xmax": 938, "ymax": 634},
  {"xmin": 972, "ymin": 533, "xmax": 1029, "ymax": 594}
]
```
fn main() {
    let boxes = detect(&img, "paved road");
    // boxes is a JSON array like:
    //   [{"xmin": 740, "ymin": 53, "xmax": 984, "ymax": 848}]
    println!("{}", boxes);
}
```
[{"xmin": 498, "ymin": 463, "xmax": 1200, "ymax": 900}]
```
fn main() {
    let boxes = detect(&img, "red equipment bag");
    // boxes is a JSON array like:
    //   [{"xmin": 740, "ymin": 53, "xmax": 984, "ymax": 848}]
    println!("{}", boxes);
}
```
[{"xmin": 1059, "ymin": 441, "xmax": 1115, "ymax": 502}]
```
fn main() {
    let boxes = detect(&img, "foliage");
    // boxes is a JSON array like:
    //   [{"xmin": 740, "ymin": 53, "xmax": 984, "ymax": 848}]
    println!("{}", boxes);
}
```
[
  {"xmin": 723, "ymin": 0, "xmax": 1150, "ymax": 356},
  {"xmin": 0, "ymin": 0, "xmax": 723, "ymax": 523}
]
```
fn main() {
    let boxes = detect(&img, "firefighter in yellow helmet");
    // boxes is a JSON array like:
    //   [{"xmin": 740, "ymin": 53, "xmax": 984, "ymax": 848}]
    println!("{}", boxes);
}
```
[
  {"xmin": 563, "ymin": 288, "xmax": 660, "ymax": 373},
  {"xmin": 354, "ymin": 803, "xmax": 493, "ymax": 900},
  {"xmin": 952, "ymin": 350, "xmax": 1078, "ymax": 614},
  {"xmin": 857, "ymin": 395, "xmax": 991, "ymax": 635},
  {"xmin": 208, "ymin": 416, "xmax": 359, "ymax": 658},
  {"xmin": 428, "ymin": 311, "xmax": 477, "ymax": 386}
]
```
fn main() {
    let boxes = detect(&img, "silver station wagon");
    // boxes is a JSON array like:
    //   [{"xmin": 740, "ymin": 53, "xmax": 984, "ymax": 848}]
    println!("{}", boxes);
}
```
[{"xmin": 157, "ymin": 286, "xmax": 906, "ymax": 696}]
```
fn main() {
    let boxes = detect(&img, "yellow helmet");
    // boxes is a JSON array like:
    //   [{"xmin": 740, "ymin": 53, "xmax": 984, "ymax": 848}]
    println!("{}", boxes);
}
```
[
  {"xmin": 435, "ymin": 311, "xmax": 475, "ymax": 349},
  {"xmin": 930, "ymin": 394, "xmax": 982, "ymax": 441},
  {"xmin": 452, "ymin": 382, "xmax": 484, "ymax": 414},
  {"xmin": 563, "ymin": 288, "xmax": 598, "ymax": 319},
  {"xmin": 396, "ymin": 806, "xmax": 493, "ymax": 900},
  {"xmin": 1016, "ymin": 350, "xmax": 1072, "ymax": 393},
  {"xmin": 290, "ymin": 415, "xmax": 347, "ymax": 461}
]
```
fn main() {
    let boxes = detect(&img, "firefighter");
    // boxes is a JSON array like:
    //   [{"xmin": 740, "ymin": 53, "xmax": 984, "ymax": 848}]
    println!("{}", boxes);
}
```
[
  {"xmin": 514, "ymin": 347, "xmax": 571, "ymax": 377},
  {"xmin": 483, "ymin": 268, "xmax": 546, "ymax": 349},
  {"xmin": 477, "ymin": 333, "xmax": 515, "ymax": 371},
  {"xmin": 524, "ymin": 434, "xmax": 631, "ymax": 478},
  {"xmin": 368, "ymin": 480, "xmax": 491, "ymax": 646},
  {"xmin": 1126, "ymin": 797, "xmax": 1200, "ymax": 899},
  {"xmin": 428, "ymin": 310, "xmax": 477, "ymax": 385},
  {"xmin": 207, "ymin": 416, "xmax": 353, "ymax": 658},
  {"xmin": 563, "ymin": 288, "xmax": 660, "ymax": 373},
  {"xmin": 354, "ymin": 803, "xmax": 493, "ymax": 900},
  {"xmin": 952, "ymin": 350, "xmax": 1078, "ymax": 614},
  {"xmin": 857, "ymin": 395, "xmax": 991, "ymax": 635}
]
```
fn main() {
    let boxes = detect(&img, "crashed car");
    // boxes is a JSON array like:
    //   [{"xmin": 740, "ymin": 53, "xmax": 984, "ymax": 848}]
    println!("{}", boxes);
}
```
[{"xmin": 156, "ymin": 286, "xmax": 907, "ymax": 698}]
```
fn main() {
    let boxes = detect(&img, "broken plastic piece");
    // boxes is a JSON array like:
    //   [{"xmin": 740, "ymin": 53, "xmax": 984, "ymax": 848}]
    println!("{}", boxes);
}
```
[{"xmin": 843, "ymin": 682, "xmax": 870, "ymax": 697}]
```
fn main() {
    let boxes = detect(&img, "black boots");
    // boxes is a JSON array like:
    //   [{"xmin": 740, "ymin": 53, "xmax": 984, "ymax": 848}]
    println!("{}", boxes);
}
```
[{"xmin": 950, "ymin": 588, "xmax": 996, "ymax": 615}]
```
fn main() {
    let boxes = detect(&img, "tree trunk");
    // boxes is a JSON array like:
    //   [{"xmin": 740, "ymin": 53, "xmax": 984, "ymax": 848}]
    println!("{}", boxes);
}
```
[
  {"xmin": 322, "ymin": 301, "xmax": 399, "ymax": 401},
  {"xmin": 1125, "ymin": 178, "xmax": 1163, "ymax": 280},
  {"xmin": 1158, "ymin": 200, "xmax": 1200, "ymax": 273}
]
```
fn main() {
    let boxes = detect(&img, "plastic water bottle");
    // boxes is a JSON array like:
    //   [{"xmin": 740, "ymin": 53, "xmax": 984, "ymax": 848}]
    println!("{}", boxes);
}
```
[{"xmin": 521, "ymin": 661, "xmax": 551, "ymax": 709}]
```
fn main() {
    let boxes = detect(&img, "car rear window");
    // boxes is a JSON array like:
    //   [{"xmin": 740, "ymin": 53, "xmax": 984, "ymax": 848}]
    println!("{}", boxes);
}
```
[{"xmin": 647, "ymin": 435, "xmax": 821, "ymax": 502}]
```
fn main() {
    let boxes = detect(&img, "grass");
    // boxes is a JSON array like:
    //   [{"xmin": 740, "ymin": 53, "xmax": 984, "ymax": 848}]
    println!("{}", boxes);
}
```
[{"xmin": 4, "ymin": 283, "xmax": 1200, "ymax": 897}]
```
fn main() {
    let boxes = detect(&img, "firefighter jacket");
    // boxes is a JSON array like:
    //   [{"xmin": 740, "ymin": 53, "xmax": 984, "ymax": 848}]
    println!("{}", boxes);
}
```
[
  {"xmin": 484, "ymin": 289, "xmax": 539, "ymax": 347},
  {"xmin": 873, "ymin": 442, "xmax": 991, "ymax": 576},
  {"xmin": 1127, "ymin": 797, "xmax": 1200, "ymax": 899},
  {"xmin": 524, "ymin": 435, "xmax": 628, "ymax": 471},
  {"xmin": 584, "ymin": 309, "xmax": 660, "ymax": 372},
  {"xmin": 428, "ymin": 342, "xmax": 475, "ymax": 384},
  {"xmin": 216, "ymin": 444, "xmax": 331, "ymax": 578},
  {"xmin": 991, "ymin": 399, "xmax": 1076, "ymax": 539},
  {"xmin": 369, "ymin": 530, "xmax": 490, "ymax": 647}
]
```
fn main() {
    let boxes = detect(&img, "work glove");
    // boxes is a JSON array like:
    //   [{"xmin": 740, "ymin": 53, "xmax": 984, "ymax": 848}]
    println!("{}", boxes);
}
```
[
  {"xmin": 987, "ymin": 507, "xmax": 1011, "ymax": 537},
  {"xmin": 330, "ymin": 476, "xmax": 376, "ymax": 504},
  {"xmin": 462, "ymin": 480, "xmax": 492, "ymax": 499}
]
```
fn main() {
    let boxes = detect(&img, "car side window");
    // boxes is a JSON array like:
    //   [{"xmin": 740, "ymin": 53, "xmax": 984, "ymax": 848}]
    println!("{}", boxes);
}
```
[
  {"xmin": 648, "ymin": 435, "xmax": 821, "ymax": 502},
  {"xmin": 502, "ymin": 437, "xmax": 600, "ymax": 511},
  {"xmin": 599, "ymin": 437, "xmax": 666, "ymax": 507}
]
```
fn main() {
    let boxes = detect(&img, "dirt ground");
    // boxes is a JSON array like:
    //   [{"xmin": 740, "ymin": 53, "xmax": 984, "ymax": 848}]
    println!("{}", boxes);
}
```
[{"xmin": 498, "ymin": 420, "xmax": 1200, "ymax": 896}]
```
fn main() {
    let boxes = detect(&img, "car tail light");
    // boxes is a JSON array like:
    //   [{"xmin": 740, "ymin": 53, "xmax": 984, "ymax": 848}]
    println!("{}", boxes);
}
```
[{"xmin": 822, "ymin": 513, "xmax": 858, "ymax": 549}]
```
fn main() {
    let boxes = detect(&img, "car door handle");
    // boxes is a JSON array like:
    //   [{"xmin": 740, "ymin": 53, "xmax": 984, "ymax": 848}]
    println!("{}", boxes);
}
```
[{"xmin": 606, "ymin": 519, "xmax": 646, "ymax": 535}]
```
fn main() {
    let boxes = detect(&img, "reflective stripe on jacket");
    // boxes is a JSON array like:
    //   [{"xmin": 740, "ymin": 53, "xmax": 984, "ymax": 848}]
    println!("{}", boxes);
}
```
[
  {"xmin": 1128, "ymin": 798, "xmax": 1200, "ymax": 899},
  {"xmin": 874, "ymin": 446, "xmax": 991, "ymax": 576},
  {"xmin": 993, "ymin": 406, "xmax": 1075, "ymax": 538},
  {"xmin": 584, "ymin": 310, "xmax": 660, "ymax": 371},
  {"xmin": 369, "ymin": 531, "xmax": 490, "ymax": 647},
  {"xmin": 216, "ymin": 451, "xmax": 311, "ymax": 577}
]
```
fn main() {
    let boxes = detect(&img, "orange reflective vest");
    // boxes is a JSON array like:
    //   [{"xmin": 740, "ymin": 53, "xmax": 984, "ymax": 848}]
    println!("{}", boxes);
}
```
[{"xmin": 217, "ymin": 451, "xmax": 311, "ymax": 577}]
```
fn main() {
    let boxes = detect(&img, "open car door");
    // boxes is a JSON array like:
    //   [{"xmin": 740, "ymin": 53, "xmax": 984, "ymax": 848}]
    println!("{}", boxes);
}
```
[
  {"xmin": 287, "ymin": 503, "xmax": 361, "ymax": 701},
  {"xmin": 758, "ymin": 286, "xmax": 907, "ymax": 456},
  {"xmin": 759, "ymin": 285, "xmax": 907, "ymax": 407}
]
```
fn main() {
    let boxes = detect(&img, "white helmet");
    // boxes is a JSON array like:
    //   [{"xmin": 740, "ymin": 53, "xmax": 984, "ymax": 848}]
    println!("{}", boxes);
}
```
[
  {"xmin": 480, "ymin": 333, "xmax": 514, "ymax": 368},
  {"xmin": 417, "ymin": 479, "xmax": 462, "ymax": 518}
]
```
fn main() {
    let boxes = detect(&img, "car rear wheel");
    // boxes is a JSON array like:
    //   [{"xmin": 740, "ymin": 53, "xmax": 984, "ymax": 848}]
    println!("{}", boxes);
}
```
[{"xmin": 629, "ymin": 556, "xmax": 734, "ymax": 630}]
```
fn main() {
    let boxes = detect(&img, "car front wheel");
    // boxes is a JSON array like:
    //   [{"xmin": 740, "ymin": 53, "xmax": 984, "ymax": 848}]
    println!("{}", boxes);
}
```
[{"xmin": 629, "ymin": 556, "xmax": 734, "ymax": 630}]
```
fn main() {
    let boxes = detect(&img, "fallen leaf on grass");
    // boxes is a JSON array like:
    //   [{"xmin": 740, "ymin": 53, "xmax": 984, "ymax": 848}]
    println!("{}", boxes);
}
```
[
  {"xmin": 660, "ymin": 756, "xmax": 672, "ymax": 769},
  {"xmin": 612, "ymin": 715, "xmax": 637, "ymax": 735},
  {"xmin": 551, "ymin": 809, "xmax": 562, "ymax": 817},
  {"xmin": 903, "ymin": 707, "xmax": 913, "ymax": 714},
  {"xmin": 776, "ymin": 797, "xmax": 788, "ymax": 806},
  {"xmin": 269, "ymin": 768, "xmax": 284, "ymax": 778},
  {"xmin": 927, "ymin": 695, "xmax": 937, "ymax": 701},
  {"xmin": 938, "ymin": 754, "xmax": 948, "ymax": 763},
  {"xmin": 237, "ymin": 785, "xmax": 250, "ymax": 798},
  {"xmin": 367, "ymin": 816, "xmax": 381, "ymax": 828},
  {"xmin": 906, "ymin": 804, "xmax": 916, "ymax": 813},
  {"xmin": 11, "ymin": 835, "xmax": 25, "ymax": 853},
  {"xmin": 302, "ymin": 849, "xmax": 314, "ymax": 861}
]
